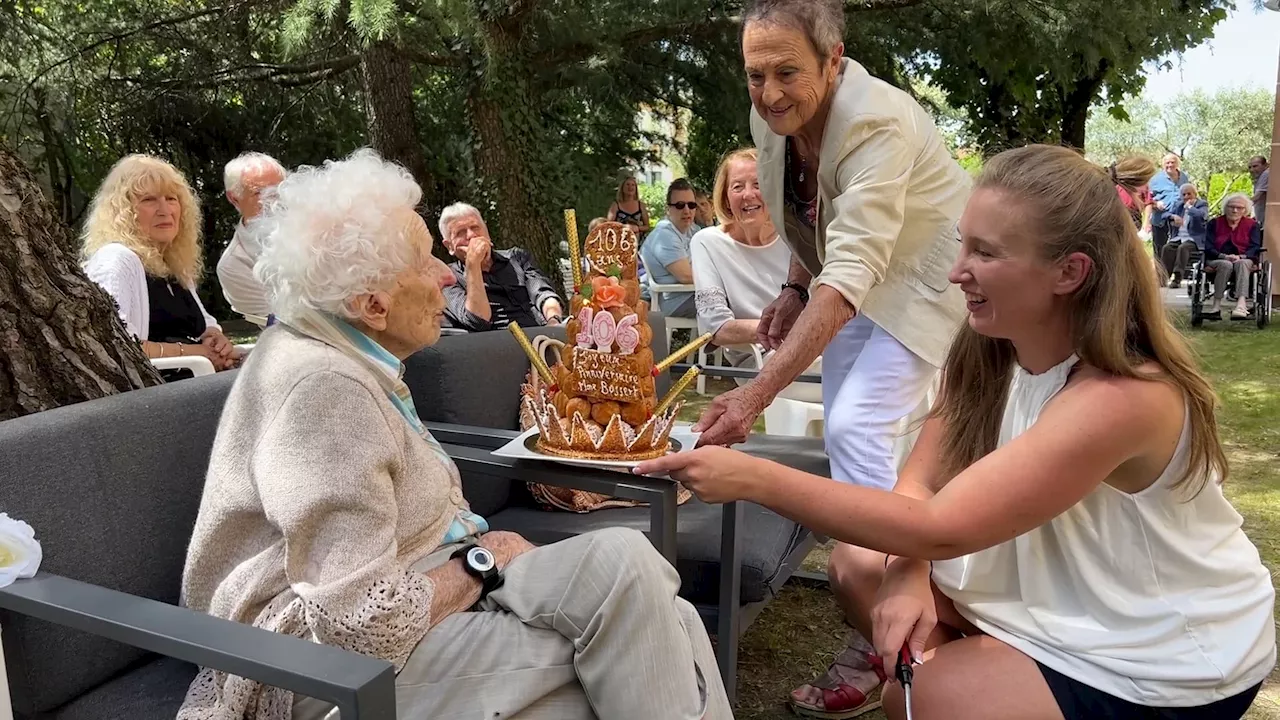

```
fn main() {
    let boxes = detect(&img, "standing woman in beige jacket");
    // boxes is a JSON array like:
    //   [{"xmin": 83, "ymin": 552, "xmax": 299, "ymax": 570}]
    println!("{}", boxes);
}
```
[{"xmin": 691, "ymin": 0, "xmax": 969, "ymax": 715}]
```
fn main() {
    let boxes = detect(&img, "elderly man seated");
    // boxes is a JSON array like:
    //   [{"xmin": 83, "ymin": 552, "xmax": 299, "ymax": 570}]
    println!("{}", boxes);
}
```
[
  {"xmin": 177, "ymin": 149, "xmax": 729, "ymax": 720},
  {"xmin": 437, "ymin": 202, "xmax": 564, "ymax": 331},
  {"xmin": 216, "ymin": 151, "xmax": 286, "ymax": 325}
]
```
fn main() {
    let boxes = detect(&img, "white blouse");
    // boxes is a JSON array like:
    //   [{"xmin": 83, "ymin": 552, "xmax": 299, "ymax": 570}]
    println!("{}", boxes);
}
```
[
  {"xmin": 690, "ymin": 226, "xmax": 792, "ymax": 338},
  {"xmin": 83, "ymin": 243, "xmax": 219, "ymax": 340},
  {"xmin": 932, "ymin": 356, "xmax": 1275, "ymax": 707}
]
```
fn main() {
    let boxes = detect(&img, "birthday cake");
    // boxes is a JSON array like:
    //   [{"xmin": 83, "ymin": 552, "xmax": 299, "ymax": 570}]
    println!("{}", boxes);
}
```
[{"xmin": 520, "ymin": 220, "xmax": 702, "ymax": 461}]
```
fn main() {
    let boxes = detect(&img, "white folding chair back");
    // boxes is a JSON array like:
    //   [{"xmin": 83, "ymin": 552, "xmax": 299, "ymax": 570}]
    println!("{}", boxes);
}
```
[{"xmin": 151, "ymin": 356, "xmax": 217, "ymax": 378}]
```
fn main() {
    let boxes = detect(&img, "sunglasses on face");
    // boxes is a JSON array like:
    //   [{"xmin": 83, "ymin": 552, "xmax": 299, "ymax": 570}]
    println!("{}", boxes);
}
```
[{"xmin": 668, "ymin": 202, "xmax": 698, "ymax": 210}]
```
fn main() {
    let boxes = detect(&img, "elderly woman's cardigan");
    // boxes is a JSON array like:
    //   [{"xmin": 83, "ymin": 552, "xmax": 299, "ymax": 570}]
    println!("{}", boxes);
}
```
[{"xmin": 176, "ymin": 324, "xmax": 477, "ymax": 719}]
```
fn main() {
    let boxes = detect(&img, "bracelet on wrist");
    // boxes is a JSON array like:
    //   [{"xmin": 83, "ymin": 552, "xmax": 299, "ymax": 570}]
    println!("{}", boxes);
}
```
[{"xmin": 781, "ymin": 282, "xmax": 810, "ymax": 304}]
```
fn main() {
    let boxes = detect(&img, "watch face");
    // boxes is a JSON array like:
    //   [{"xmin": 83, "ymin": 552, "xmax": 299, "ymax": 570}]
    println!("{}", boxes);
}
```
[{"xmin": 467, "ymin": 546, "xmax": 497, "ymax": 573}]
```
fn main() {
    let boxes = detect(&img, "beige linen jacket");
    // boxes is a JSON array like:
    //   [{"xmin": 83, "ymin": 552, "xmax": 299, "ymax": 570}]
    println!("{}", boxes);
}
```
[{"xmin": 751, "ymin": 58, "xmax": 970, "ymax": 368}]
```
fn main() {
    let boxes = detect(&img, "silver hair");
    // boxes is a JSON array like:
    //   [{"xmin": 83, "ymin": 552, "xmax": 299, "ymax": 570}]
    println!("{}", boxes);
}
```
[
  {"xmin": 1179, "ymin": 182, "xmax": 1198, "ymax": 195},
  {"xmin": 1221, "ymin": 192, "xmax": 1253, "ymax": 217},
  {"xmin": 250, "ymin": 148, "xmax": 423, "ymax": 322},
  {"xmin": 742, "ymin": 0, "xmax": 845, "ymax": 58},
  {"xmin": 438, "ymin": 202, "xmax": 484, "ymax": 243},
  {"xmin": 223, "ymin": 152, "xmax": 286, "ymax": 199}
]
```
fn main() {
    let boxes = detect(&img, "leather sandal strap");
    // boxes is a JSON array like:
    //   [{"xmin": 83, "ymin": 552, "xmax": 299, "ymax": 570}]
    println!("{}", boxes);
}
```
[{"xmin": 821, "ymin": 684, "xmax": 870, "ymax": 713}]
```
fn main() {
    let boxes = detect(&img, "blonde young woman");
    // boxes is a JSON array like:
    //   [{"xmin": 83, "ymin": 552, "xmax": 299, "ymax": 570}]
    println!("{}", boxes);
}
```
[
  {"xmin": 607, "ymin": 176, "xmax": 650, "ymax": 238},
  {"xmin": 82, "ymin": 154, "xmax": 238, "ymax": 371},
  {"xmin": 641, "ymin": 145, "xmax": 1274, "ymax": 720}
]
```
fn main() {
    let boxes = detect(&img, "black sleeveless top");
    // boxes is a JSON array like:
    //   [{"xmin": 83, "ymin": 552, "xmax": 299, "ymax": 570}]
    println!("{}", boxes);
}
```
[{"xmin": 145, "ymin": 275, "xmax": 205, "ymax": 343}]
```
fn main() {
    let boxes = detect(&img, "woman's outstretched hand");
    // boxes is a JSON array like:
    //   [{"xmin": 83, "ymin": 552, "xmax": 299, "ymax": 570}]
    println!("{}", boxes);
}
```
[{"xmin": 634, "ymin": 446, "xmax": 763, "ymax": 504}]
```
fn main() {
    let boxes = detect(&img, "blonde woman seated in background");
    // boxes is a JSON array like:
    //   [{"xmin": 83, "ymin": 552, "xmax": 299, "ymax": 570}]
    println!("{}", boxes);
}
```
[
  {"xmin": 692, "ymin": 148, "xmax": 820, "ymax": 402},
  {"xmin": 82, "ymin": 154, "xmax": 239, "ymax": 373},
  {"xmin": 177, "ymin": 149, "xmax": 730, "ymax": 720}
]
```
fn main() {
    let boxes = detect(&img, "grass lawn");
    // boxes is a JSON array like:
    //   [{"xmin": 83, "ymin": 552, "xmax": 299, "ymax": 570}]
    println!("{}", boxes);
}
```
[{"xmin": 704, "ymin": 316, "xmax": 1280, "ymax": 720}]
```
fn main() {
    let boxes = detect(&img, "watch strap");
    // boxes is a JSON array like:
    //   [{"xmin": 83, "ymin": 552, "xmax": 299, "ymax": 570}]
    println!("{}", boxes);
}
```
[{"xmin": 781, "ymin": 282, "xmax": 810, "ymax": 304}]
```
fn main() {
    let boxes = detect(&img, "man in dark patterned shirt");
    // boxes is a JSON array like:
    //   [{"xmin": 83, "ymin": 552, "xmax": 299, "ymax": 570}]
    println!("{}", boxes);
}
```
[{"xmin": 437, "ymin": 202, "xmax": 565, "ymax": 332}]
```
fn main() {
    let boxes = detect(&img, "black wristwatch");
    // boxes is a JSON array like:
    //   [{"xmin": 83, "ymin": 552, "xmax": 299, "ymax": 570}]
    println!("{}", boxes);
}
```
[
  {"xmin": 451, "ymin": 542, "xmax": 504, "ymax": 599},
  {"xmin": 781, "ymin": 282, "xmax": 810, "ymax": 304}
]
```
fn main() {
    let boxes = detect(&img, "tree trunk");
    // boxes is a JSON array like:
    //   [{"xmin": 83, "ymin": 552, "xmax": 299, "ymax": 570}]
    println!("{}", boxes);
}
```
[
  {"xmin": 0, "ymin": 145, "xmax": 160, "ymax": 421},
  {"xmin": 466, "ymin": 30, "xmax": 560, "ymax": 273},
  {"xmin": 361, "ymin": 41, "xmax": 441, "ymax": 216},
  {"xmin": 1059, "ymin": 60, "xmax": 1110, "ymax": 151}
]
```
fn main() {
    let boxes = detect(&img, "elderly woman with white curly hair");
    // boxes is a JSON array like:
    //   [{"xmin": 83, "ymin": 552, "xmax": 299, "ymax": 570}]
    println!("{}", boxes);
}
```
[{"xmin": 177, "ymin": 149, "xmax": 731, "ymax": 720}]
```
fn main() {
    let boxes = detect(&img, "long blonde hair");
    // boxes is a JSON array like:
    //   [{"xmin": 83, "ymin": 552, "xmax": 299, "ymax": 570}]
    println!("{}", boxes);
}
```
[
  {"xmin": 615, "ymin": 176, "xmax": 640, "ymax": 203},
  {"xmin": 81, "ymin": 154, "xmax": 204, "ymax": 286},
  {"xmin": 933, "ymin": 144, "xmax": 1225, "ymax": 495},
  {"xmin": 712, "ymin": 147, "xmax": 760, "ymax": 230}
]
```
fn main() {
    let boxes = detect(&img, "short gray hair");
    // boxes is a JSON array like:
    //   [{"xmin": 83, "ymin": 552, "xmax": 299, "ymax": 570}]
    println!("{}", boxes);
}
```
[
  {"xmin": 438, "ymin": 202, "xmax": 484, "ymax": 242},
  {"xmin": 223, "ymin": 152, "xmax": 286, "ymax": 199},
  {"xmin": 1179, "ymin": 182, "xmax": 1198, "ymax": 195},
  {"xmin": 1221, "ymin": 192, "xmax": 1253, "ymax": 216},
  {"xmin": 742, "ymin": 0, "xmax": 845, "ymax": 58},
  {"xmin": 251, "ymin": 148, "xmax": 423, "ymax": 322}
]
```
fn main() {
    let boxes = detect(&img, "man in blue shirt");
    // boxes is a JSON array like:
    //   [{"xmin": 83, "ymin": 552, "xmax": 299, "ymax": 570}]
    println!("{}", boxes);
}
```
[
  {"xmin": 639, "ymin": 178, "xmax": 701, "ymax": 317},
  {"xmin": 1249, "ymin": 155, "xmax": 1269, "ymax": 229},
  {"xmin": 1149, "ymin": 153, "xmax": 1191, "ymax": 260}
]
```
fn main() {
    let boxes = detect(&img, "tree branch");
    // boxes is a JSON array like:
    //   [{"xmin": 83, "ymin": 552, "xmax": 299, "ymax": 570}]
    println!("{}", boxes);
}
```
[{"xmin": 397, "ymin": 48, "xmax": 465, "ymax": 67}]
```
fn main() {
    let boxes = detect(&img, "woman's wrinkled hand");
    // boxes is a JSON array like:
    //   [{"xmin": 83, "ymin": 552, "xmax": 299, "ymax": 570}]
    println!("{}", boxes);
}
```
[
  {"xmin": 692, "ymin": 384, "xmax": 770, "ymax": 448},
  {"xmin": 199, "ymin": 328, "xmax": 241, "ymax": 370},
  {"xmin": 757, "ymin": 289, "xmax": 806, "ymax": 351},
  {"xmin": 870, "ymin": 558, "xmax": 936, "ymax": 675},
  {"xmin": 633, "ymin": 446, "xmax": 763, "ymax": 504},
  {"xmin": 478, "ymin": 531, "xmax": 536, "ymax": 570}
]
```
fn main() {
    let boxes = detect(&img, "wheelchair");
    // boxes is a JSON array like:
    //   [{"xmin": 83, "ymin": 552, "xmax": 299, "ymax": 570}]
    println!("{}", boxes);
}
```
[{"xmin": 1188, "ymin": 246, "xmax": 1273, "ymax": 329}]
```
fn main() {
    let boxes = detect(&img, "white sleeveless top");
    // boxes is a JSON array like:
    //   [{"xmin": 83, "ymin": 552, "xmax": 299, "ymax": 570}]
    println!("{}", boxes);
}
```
[{"xmin": 931, "ymin": 355, "xmax": 1275, "ymax": 707}]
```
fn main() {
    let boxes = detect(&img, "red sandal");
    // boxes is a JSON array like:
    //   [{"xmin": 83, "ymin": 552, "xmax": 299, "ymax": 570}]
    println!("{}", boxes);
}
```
[{"xmin": 790, "ymin": 648, "xmax": 886, "ymax": 719}]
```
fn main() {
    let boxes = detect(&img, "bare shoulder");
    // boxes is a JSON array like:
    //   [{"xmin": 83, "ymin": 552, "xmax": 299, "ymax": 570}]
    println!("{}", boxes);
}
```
[{"xmin": 1047, "ymin": 360, "xmax": 1185, "ymax": 454}]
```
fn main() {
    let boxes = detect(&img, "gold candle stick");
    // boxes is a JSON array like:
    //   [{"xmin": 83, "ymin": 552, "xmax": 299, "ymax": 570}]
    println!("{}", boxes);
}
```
[
  {"xmin": 508, "ymin": 323, "xmax": 556, "ymax": 387},
  {"xmin": 564, "ymin": 208, "xmax": 583, "ymax": 291},
  {"xmin": 654, "ymin": 366, "xmax": 700, "ymax": 417},
  {"xmin": 652, "ymin": 332, "xmax": 714, "ymax": 375}
]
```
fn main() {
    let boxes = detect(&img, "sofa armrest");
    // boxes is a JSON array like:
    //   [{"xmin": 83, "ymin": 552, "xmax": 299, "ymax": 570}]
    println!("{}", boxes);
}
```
[
  {"xmin": 0, "ymin": 573, "xmax": 395, "ymax": 720},
  {"xmin": 441, "ymin": 442, "xmax": 680, "ymax": 564}
]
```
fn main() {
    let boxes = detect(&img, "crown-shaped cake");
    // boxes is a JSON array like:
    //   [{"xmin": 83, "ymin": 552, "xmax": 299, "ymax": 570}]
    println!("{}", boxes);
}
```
[{"xmin": 520, "ymin": 220, "xmax": 689, "ymax": 461}]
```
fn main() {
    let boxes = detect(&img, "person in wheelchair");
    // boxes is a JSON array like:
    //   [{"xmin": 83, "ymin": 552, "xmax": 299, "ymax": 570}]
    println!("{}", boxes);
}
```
[
  {"xmin": 1161, "ymin": 182, "xmax": 1208, "ymax": 288},
  {"xmin": 1203, "ymin": 193, "xmax": 1263, "ymax": 318}
]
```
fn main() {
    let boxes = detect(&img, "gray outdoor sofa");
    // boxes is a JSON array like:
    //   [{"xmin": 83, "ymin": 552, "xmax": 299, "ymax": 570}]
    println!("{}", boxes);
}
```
[{"xmin": 0, "ymin": 316, "xmax": 824, "ymax": 718}]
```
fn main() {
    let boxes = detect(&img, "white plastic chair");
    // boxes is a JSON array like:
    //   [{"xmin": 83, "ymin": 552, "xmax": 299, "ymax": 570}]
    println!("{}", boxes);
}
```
[
  {"xmin": 151, "ymin": 356, "xmax": 216, "ymax": 378},
  {"xmin": 643, "ymin": 262, "xmax": 716, "ymax": 393},
  {"xmin": 739, "ymin": 345, "xmax": 826, "ymax": 437}
]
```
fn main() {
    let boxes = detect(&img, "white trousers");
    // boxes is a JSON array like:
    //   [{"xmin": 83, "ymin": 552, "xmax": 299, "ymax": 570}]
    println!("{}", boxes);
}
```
[{"xmin": 821, "ymin": 314, "xmax": 938, "ymax": 489}]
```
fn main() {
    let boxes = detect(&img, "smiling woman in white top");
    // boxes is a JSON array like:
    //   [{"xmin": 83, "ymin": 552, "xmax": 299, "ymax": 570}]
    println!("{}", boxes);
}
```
[{"xmin": 692, "ymin": 148, "xmax": 822, "ymax": 402}]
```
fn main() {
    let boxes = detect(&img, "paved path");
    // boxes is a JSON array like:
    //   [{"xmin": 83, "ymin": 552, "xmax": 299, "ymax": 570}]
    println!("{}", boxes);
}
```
[{"xmin": 1163, "ymin": 285, "xmax": 1192, "ymax": 311}]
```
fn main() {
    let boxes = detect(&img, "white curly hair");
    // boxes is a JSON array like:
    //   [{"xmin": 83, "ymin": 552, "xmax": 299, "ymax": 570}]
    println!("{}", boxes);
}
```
[{"xmin": 251, "ymin": 148, "xmax": 424, "ymax": 322}]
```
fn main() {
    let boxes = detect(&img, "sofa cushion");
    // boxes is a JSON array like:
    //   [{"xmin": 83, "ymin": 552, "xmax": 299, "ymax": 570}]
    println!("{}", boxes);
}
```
[
  {"xmin": 0, "ymin": 372, "xmax": 236, "ymax": 714},
  {"xmin": 47, "ymin": 657, "xmax": 195, "ymax": 720}
]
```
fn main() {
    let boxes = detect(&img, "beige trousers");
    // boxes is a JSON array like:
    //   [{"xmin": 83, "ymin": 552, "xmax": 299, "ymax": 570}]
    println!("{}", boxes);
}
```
[{"xmin": 294, "ymin": 527, "xmax": 731, "ymax": 720}]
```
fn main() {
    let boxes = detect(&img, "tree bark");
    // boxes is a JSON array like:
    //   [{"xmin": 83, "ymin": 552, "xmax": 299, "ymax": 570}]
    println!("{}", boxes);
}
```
[
  {"xmin": 360, "ymin": 41, "xmax": 441, "ymax": 216},
  {"xmin": 1059, "ymin": 60, "xmax": 1111, "ymax": 151},
  {"xmin": 466, "ymin": 28, "xmax": 560, "ymax": 273},
  {"xmin": 0, "ymin": 145, "xmax": 160, "ymax": 421}
]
